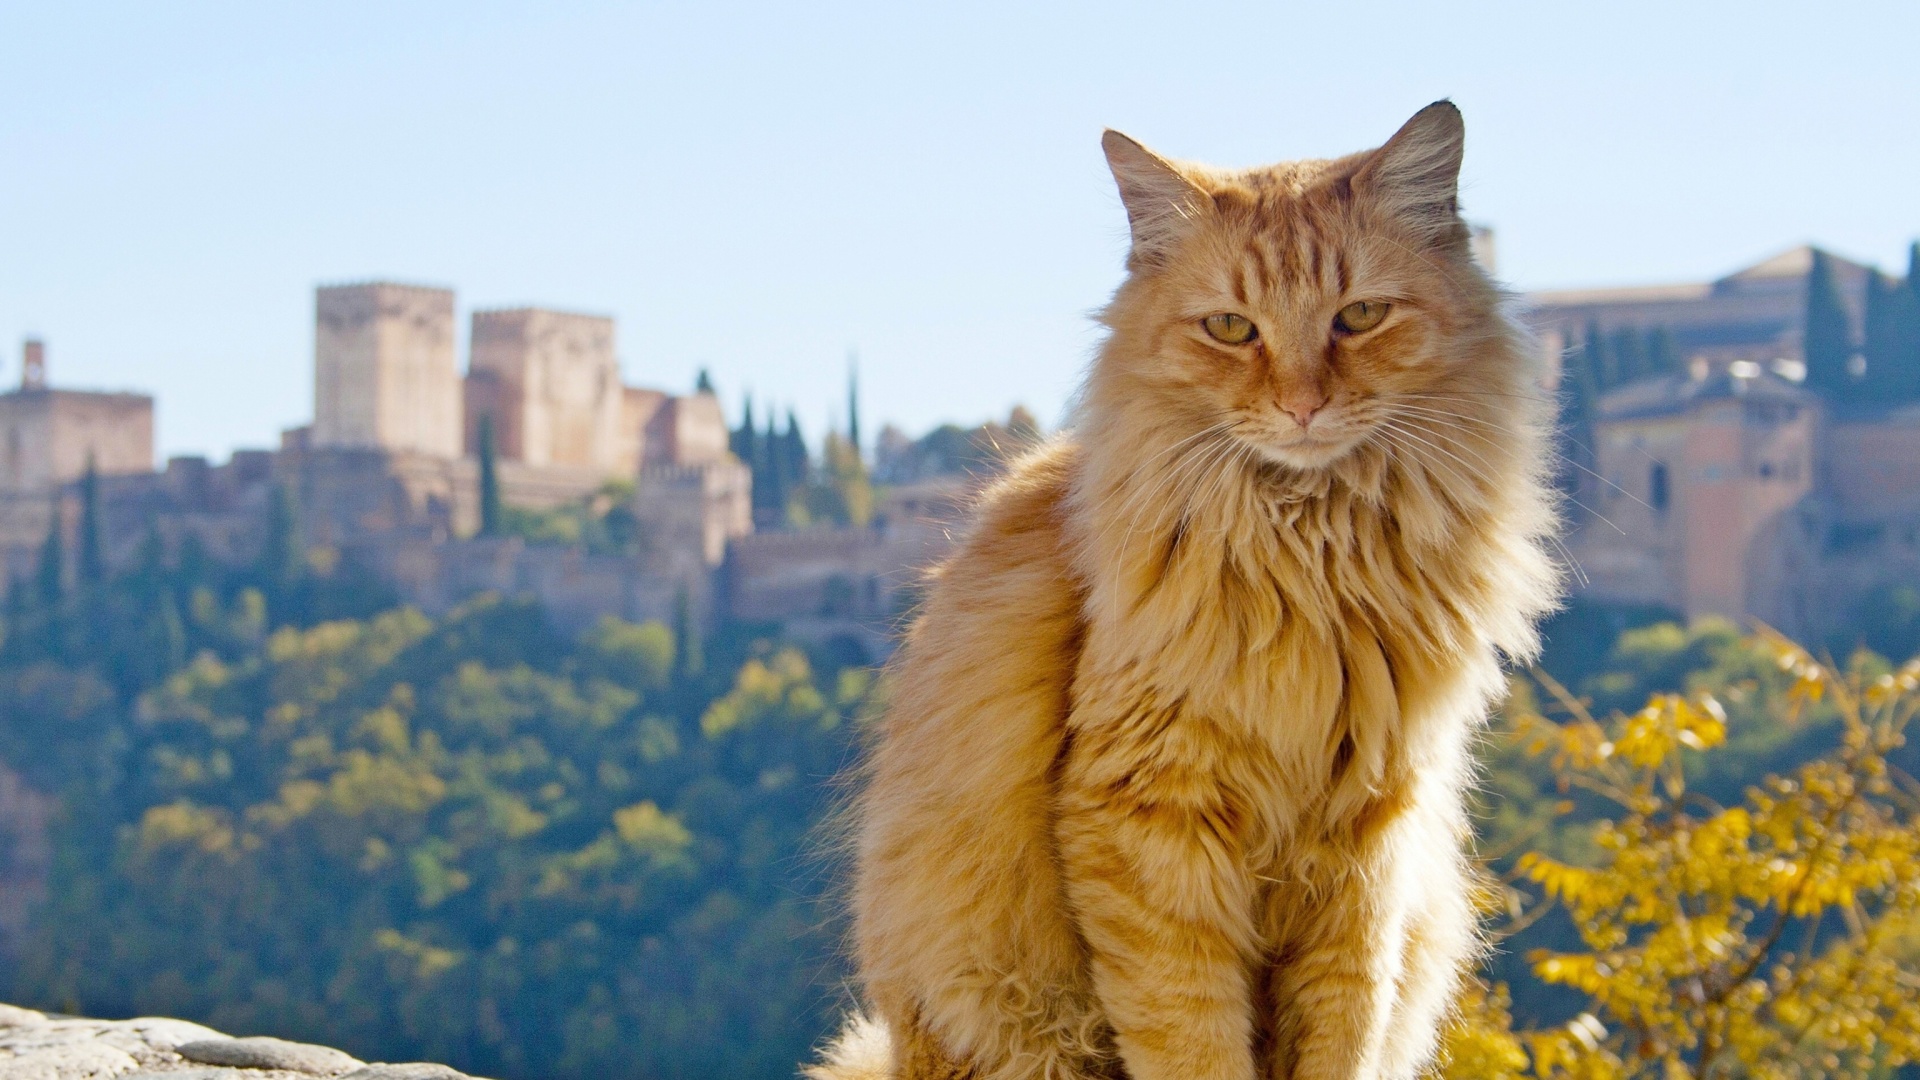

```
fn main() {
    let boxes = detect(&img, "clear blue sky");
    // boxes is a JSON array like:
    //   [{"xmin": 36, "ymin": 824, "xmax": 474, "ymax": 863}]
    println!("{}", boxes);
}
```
[{"xmin": 2, "ymin": 1, "xmax": 1915, "ymax": 460}]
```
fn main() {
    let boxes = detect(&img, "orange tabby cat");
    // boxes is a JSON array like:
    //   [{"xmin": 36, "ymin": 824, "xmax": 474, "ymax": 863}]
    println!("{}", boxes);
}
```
[{"xmin": 811, "ymin": 102, "xmax": 1560, "ymax": 1080}]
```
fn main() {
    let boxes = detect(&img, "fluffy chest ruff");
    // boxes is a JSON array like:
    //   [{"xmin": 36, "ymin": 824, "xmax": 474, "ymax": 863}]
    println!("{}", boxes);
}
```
[{"xmin": 1063, "ymin": 450, "xmax": 1505, "ymax": 870}]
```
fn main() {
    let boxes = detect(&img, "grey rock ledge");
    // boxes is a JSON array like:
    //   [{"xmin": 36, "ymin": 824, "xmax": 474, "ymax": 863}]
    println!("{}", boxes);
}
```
[{"xmin": 0, "ymin": 1005, "xmax": 487, "ymax": 1080}]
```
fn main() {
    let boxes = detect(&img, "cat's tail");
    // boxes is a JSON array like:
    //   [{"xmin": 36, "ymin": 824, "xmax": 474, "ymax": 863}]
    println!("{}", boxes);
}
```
[{"xmin": 803, "ymin": 1013, "xmax": 894, "ymax": 1080}]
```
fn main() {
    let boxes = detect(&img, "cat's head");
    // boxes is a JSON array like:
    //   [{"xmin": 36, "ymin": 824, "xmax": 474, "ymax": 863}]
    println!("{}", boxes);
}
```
[{"xmin": 1091, "ymin": 102, "xmax": 1509, "ymax": 474}]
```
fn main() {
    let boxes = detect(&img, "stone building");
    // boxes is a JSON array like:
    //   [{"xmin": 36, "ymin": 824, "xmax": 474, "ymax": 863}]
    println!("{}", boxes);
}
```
[
  {"xmin": 1, "ymin": 284, "xmax": 750, "ymax": 634},
  {"xmin": 1525, "ymin": 246, "xmax": 1875, "ymax": 380},
  {"xmin": 1565, "ymin": 366, "xmax": 1823, "ymax": 629},
  {"xmin": 313, "ymin": 283, "xmax": 462, "ymax": 458},
  {"xmin": 0, "ymin": 340, "xmax": 153, "ymax": 494},
  {"xmin": 0, "ymin": 339, "xmax": 155, "ymax": 584},
  {"xmin": 464, "ymin": 308, "xmax": 624, "ymax": 472},
  {"xmin": 297, "ymin": 286, "xmax": 749, "ymax": 628},
  {"xmin": 1533, "ymin": 246, "xmax": 1920, "ymax": 639}
]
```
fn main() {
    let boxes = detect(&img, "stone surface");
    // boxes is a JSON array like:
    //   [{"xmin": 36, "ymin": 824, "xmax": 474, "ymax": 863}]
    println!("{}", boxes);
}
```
[
  {"xmin": 125, "ymin": 1072, "xmax": 312, "ymax": 1080},
  {"xmin": 0, "ymin": 1040, "xmax": 139, "ymax": 1079},
  {"xmin": 0, "ymin": 1007, "xmax": 476, "ymax": 1080},
  {"xmin": 0, "ymin": 1009, "xmax": 45, "ymax": 1030},
  {"xmin": 176, "ymin": 1039, "xmax": 360, "ymax": 1075}
]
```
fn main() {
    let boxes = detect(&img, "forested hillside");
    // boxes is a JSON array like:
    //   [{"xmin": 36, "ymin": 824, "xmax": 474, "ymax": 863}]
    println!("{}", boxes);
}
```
[{"xmin": 0, "ymin": 547, "xmax": 863, "ymax": 1078}]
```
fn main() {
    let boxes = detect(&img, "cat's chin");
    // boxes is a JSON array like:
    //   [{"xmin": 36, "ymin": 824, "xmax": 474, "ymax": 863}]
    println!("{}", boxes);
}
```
[{"xmin": 1252, "ymin": 434, "xmax": 1366, "ymax": 472}]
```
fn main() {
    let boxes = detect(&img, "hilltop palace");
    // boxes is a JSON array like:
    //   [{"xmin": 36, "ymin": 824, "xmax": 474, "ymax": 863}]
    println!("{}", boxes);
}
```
[
  {"xmin": 3, "ymin": 247, "xmax": 1919, "ymax": 645},
  {"xmin": 0, "ymin": 282, "xmax": 954, "ymax": 652}
]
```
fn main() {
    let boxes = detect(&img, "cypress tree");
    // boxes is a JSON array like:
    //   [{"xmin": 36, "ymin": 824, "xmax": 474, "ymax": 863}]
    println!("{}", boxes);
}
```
[
  {"xmin": 731, "ymin": 394, "xmax": 758, "ymax": 464},
  {"xmin": 1802, "ymin": 249, "xmax": 1857, "ymax": 400},
  {"xmin": 261, "ymin": 482, "xmax": 302, "ymax": 587},
  {"xmin": 1583, "ymin": 319, "xmax": 1616, "ymax": 389},
  {"xmin": 35, "ymin": 505, "xmax": 62, "ymax": 609},
  {"xmin": 177, "ymin": 532, "xmax": 210, "ymax": 590},
  {"xmin": 1556, "ymin": 329, "xmax": 1603, "ymax": 508},
  {"xmin": 78, "ymin": 456, "xmax": 104, "ymax": 583},
  {"xmin": 672, "ymin": 586, "xmax": 703, "ymax": 679},
  {"xmin": 847, "ymin": 357, "xmax": 862, "ymax": 455},
  {"xmin": 478, "ymin": 415, "xmax": 502, "ymax": 537},
  {"xmin": 782, "ymin": 410, "xmax": 811, "ymax": 529},
  {"xmin": 1611, "ymin": 327, "xmax": 1648, "ymax": 385},
  {"xmin": 157, "ymin": 590, "xmax": 188, "ymax": 673},
  {"xmin": 784, "ymin": 410, "xmax": 809, "ymax": 483},
  {"xmin": 137, "ymin": 523, "xmax": 165, "ymax": 580},
  {"xmin": 1901, "ymin": 242, "xmax": 1920, "ymax": 401},
  {"xmin": 5, "ymin": 576, "xmax": 26, "ymax": 623},
  {"xmin": 1863, "ymin": 270, "xmax": 1905, "ymax": 394},
  {"xmin": 759, "ymin": 411, "xmax": 784, "ymax": 515},
  {"xmin": 1645, "ymin": 326, "xmax": 1679, "ymax": 378}
]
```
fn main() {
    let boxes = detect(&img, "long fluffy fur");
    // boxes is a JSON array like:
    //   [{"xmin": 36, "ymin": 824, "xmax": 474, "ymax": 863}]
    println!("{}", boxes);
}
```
[{"xmin": 815, "ymin": 102, "xmax": 1561, "ymax": 1080}]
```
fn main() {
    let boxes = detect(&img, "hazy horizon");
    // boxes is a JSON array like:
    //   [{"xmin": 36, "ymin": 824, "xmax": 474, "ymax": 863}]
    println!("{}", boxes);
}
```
[{"xmin": 3, "ymin": 1, "xmax": 1916, "ymax": 461}]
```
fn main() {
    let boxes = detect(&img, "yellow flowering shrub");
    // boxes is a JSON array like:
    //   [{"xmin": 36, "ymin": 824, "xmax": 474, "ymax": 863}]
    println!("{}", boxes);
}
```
[{"xmin": 1438, "ymin": 630, "xmax": 1920, "ymax": 1079}]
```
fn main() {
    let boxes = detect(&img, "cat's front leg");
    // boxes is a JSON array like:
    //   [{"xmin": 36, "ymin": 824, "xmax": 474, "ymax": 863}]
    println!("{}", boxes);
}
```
[
  {"xmin": 1056, "ymin": 723, "xmax": 1260, "ymax": 1080},
  {"xmin": 1263, "ymin": 859, "xmax": 1410, "ymax": 1080}
]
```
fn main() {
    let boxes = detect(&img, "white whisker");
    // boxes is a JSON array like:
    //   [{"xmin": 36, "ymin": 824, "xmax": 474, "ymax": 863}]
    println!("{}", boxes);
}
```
[{"xmin": 1391, "ymin": 398, "xmax": 1654, "ymax": 514}]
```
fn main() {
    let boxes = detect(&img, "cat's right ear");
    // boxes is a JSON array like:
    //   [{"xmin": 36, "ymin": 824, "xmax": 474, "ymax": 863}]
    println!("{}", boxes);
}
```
[
  {"xmin": 1354, "ymin": 101, "xmax": 1467, "ymax": 245},
  {"xmin": 1102, "ymin": 130, "xmax": 1205, "ymax": 265}
]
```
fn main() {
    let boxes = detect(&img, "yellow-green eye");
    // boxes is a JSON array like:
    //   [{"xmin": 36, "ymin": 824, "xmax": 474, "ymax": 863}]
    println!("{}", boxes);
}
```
[
  {"xmin": 1203, "ymin": 313, "xmax": 1257, "ymax": 345},
  {"xmin": 1334, "ymin": 300, "xmax": 1390, "ymax": 334}
]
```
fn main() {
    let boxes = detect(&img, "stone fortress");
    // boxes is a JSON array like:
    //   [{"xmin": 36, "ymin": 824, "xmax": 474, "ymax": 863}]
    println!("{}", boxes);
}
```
[
  {"xmin": 0, "ymin": 282, "xmax": 754, "ymax": 633},
  {"xmin": 4, "ymin": 243, "xmax": 1919, "ymax": 647},
  {"xmin": 1528, "ymin": 245, "xmax": 1920, "ymax": 638}
]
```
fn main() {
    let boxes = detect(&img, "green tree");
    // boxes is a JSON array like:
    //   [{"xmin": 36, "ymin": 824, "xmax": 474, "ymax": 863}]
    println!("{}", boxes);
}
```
[
  {"xmin": 1610, "ymin": 326, "xmax": 1649, "ymax": 385},
  {"xmin": 78, "ymin": 456, "xmax": 104, "ymax": 584},
  {"xmin": 477, "ymin": 415, "xmax": 502, "ymax": 537},
  {"xmin": 1584, "ymin": 319, "xmax": 1616, "ymax": 390},
  {"xmin": 804, "ymin": 430, "xmax": 873, "ymax": 528},
  {"xmin": 732, "ymin": 394, "xmax": 760, "ymax": 466},
  {"xmin": 673, "ymin": 586, "xmax": 704, "ymax": 679},
  {"xmin": 1859, "ymin": 267, "xmax": 1920, "ymax": 404},
  {"xmin": 780, "ymin": 411, "xmax": 812, "ymax": 527},
  {"xmin": 847, "ymin": 358, "xmax": 862, "ymax": 455},
  {"xmin": 35, "ymin": 503, "xmax": 63, "ymax": 608},
  {"xmin": 2, "ymin": 592, "xmax": 869, "ymax": 1080},
  {"xmin": 1888, "ymin": 243, "xmax": 1920, "ymax": 402},
  {"xmin": 1802, "ymin": 248, "xmax": 1857, "ymax": 400},
  {"xmin": 1644, "ymin": 326, "xmax": 1679, "ymax": 378},
  {"xmin": 261, "ymin": 482, "xmax": 303, "ymax": 588},
  {"xmin": 758, "ymin": 410, "xmax": 786, "ymax": 516}
]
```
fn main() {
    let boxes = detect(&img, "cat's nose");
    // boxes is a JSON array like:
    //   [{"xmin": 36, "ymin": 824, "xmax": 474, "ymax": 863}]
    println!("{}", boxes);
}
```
[{"xmin": 1280, "ymin": 392, "xmax": 1328, "ymax": 429}]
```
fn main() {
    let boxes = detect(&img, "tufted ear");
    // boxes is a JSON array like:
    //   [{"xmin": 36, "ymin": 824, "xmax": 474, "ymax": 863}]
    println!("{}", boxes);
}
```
[
  {"xmin": 1102, "ymin": 130, "xmax": 1207, "ymax": 265},
  {"xmin": 1355, "ymin": 101, "xmax": 1467, "ymax": 244}
]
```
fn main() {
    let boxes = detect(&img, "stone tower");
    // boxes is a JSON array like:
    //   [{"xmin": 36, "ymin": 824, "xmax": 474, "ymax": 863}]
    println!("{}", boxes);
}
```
[
  {"xmin": 464, "ymin": 308, "xmax": 625, "ymax": 472},
  {"xmin": 313, "ymin": 282, "xmax": 461, "ymax": 458}
]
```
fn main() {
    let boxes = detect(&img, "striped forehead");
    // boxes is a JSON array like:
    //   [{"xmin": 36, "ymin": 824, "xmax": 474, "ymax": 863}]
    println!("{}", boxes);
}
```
[{"xmin": 1209, "ymin": 181, "xmax": 1354, "ymax": 308}]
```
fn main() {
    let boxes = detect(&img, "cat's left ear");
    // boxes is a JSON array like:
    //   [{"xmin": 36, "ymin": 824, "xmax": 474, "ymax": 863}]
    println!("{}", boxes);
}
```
[
  {"xmin": 1103, "ymin": 130, "xmax": 1207, "ymax": 266},
  {"xmin": 1355, "ymin": 101, "xmax": 1466, "ymax": 244}
]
